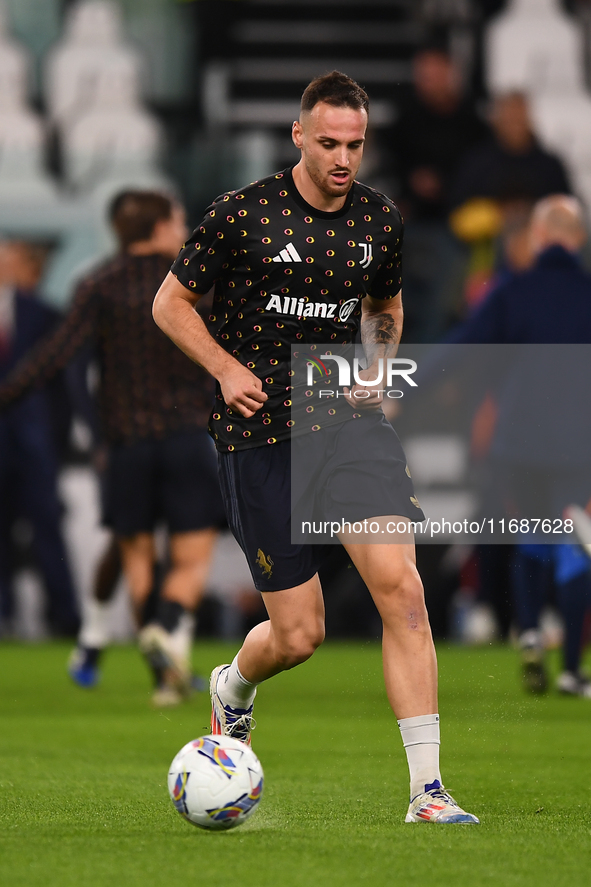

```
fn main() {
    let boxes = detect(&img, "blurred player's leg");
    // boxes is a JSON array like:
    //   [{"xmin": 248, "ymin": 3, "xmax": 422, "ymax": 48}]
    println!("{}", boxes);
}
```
[
  {"xmin": 161, "ymin": 529, "xmax": 217, "ymax": 678},
  {"xmin": 163, "ymin": 530, "xmax": 217, "ymax": 611},
  {"xmin": 68, "ymin": 536, "xmax": 121, "ymax": 688},
  {"xmin": 138, "ymin": 529, "xmax": 217, "ymax": 706},
  {"xmin": 139, "ymin": 428, "xmax": 222, "ymax": 702},
  {"xmin": 513, "ymin": 543, "xmax": 591, "ymax": 697},
  {"xmin": 554, "ymin": 544, "xmax": 591, "ymax": 697},
  {"xmin": 512, "ymin": 545, "xmax": 552, "ymax": 694},
  {"xmin": 120, "ymin": 532, "xmax": 176, "ymax": 701},
  {"xmin": 119, "ymin": 533, "xmax": 156, "ymax": 622}
]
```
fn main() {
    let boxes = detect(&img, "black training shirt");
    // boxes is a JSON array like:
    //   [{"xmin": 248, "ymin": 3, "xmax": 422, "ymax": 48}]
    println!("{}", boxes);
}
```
[{"xmin": 171, "ymin": 166, "xmax": 403, "ymax": 452}]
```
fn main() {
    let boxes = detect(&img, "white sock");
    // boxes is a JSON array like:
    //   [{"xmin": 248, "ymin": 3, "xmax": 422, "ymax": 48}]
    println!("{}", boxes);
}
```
[
  {"xmin": 217, "ymin": 655, "xmax": 257, "ymax": 709},
  {"xmin": 169, "ymin": 613, "xmax": 196, "ymax": 664},
  {"xmin": 519, "ymin": 628, "xmax": 542, "ymax": 649},
  {"xmin": 79, "ymin": 599, "xmax": 111, "ymax": 649},
  {"xmin": 398, "ymin": 713, "xmax": 442, "ymax": 800}
]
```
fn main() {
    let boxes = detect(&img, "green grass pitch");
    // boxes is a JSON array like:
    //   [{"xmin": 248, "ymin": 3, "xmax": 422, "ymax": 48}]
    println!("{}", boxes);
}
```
[{"xmin": 0, "ymin": 640, "xmax": 590, "ymax": 886}]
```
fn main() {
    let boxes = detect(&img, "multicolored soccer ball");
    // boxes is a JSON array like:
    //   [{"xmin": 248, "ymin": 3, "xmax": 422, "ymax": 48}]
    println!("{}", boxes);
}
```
[{"xmin": 167, "ymin": 735, "xmax": 264, "ymax": 830}]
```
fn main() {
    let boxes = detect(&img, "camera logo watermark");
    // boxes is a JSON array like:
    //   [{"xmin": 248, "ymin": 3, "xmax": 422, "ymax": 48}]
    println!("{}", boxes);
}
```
[{"xmin": 304, "ymin": 353, "xmax": 418, "ymax": 399}]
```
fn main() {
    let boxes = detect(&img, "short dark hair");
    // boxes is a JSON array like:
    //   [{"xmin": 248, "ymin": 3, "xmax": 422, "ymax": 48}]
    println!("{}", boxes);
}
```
[
  {"xmin": 300, "ymin": 70, "xmax": 369, "ymax": 115},
  {"xmin": 109, "ymin": 190, "xmax": 174, "ymax": 249}
]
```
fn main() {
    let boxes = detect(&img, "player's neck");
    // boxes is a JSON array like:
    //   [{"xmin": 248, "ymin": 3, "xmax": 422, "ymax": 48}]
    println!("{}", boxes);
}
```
[{"xmin": 291, "ymin": 161, "xmax": 349, "ymax": 213}]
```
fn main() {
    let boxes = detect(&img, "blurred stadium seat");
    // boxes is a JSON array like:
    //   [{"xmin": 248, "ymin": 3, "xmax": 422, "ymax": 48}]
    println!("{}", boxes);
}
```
[
  {"xmin": 485, "ymin": 0, "xmax": 591, "ymax": 214},
  {"xmin": 0, "ymin": 10, "xmax": 56, "ymax": 202},
  {"xmin": 44, "ymin": 0, "xmax": 145, "ymax": 128},
  {"xmin": 486, "ymin": 0, "xmax": 585, "ymax": 95},
  {"xmin": 531, "ymin": 92, "xmax": 591, "ymax": 211},
  {"xmin": 61, "ymin": 66, "xmax": 163, "ymax": 192},
  {"xmin": 0, "ymin": 0, "xmax": 172, "ymax": 308},
  {"xmin": 0, "ymin": 2, "xmax": 31, "ymax": 98}
]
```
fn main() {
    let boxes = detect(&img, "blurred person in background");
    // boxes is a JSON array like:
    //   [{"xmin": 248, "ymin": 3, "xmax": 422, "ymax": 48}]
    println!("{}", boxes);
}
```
[
  {"xmin": 0, "ymin": 240, "xmax": 80, "ymax": 638},
  {"xmin": 0, "ymin": 191, "xmax": 225, "ymax": 706},
  {"xmin": 383, "ymin": 47, "xmax": 490, "ymax": 342},
  {"xmin": 449, "ymin": 92, "xmax": 572, "ymax": 315},
  {"xmin": 451, "ymin": 93, "xmax": 571, "ymax": 212},
  {"xmin": 449, "ymin": 195, "xmax": 591, "ymax": 698}
]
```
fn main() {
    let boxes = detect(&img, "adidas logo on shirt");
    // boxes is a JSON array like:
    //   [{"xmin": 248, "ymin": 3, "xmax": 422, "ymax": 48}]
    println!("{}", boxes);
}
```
[{"xmin": 272, "ymin": 242, "xmax": 302, "ymax": 263}]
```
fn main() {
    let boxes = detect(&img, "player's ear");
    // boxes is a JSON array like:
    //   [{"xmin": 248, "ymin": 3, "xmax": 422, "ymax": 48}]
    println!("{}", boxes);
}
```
[{"xmin": 292, "ymin": 120, "xmax": 304, "ymax": 149}]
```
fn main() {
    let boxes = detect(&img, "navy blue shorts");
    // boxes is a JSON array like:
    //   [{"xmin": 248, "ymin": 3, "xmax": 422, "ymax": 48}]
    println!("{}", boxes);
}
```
[
  {"xmin": 103, "ymin": 428, "xmax": 225, "ymax": 536},
  {"xmin": 218, "ymin": 414, "xmax": 424, "ymax": 592}
]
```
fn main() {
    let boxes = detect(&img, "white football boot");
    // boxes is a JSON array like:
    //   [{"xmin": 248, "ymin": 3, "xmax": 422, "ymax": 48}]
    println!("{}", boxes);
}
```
[
  {"xmin": 210, "ymin": 664, "xmax": 256, "ymax": 745},
  {"xmin": 556, "ymin": 670, "xmax": 591, "ymax": 698},
  {"xmin": 405, "ymin": 781, "xmax": 480, "ymax": 824},
  {"xmin": 138, "ymin": 623, "xmax": 192, "ymax": 705}
]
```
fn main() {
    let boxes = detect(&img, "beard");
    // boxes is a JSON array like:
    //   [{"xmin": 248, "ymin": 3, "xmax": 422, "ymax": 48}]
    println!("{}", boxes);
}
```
[{"xmin": 305, "ymin": 156, "xmax": 354, "ymax": 198}]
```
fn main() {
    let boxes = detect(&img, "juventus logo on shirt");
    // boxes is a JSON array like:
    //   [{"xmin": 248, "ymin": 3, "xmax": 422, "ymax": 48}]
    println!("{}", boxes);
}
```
[
  {"xmin": 358, "ymin": 243, "xmax": 373, "ymax": 269},
  {"xmin": 272, "ymin": 242, "xmax": 302, "ymax": 263}
]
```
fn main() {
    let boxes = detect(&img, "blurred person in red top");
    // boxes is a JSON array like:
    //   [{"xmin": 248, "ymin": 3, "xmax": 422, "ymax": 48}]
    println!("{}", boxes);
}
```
[{"xmin": 0, "ymin": 192, "xmax": 225, "ymax": 706}]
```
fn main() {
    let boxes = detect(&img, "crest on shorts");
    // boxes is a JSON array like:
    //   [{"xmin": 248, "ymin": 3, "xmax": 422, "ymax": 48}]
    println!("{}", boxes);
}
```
[{"xmin": 256, "ymin": 549, "xmax": 274, "ymax": 577}]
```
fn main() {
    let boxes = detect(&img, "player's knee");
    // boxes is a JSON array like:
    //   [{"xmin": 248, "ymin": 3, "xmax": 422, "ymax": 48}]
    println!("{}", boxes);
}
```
[
  {"xmin": 277, "ymin": 622, "xmax": 325, "ymax": 668},
  {"xmin": 374, "ymin": 571, "xmax": 429, "ymax": 627}
]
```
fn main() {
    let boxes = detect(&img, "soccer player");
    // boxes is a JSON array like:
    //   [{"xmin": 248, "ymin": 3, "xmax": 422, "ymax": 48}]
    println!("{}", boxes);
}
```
[
  {"xmin": 153, "ymin": 72, "xmax": 478, "ymax": 822},
  {"xmin": 0, "ymin": 191, "xmax": 224, "ymax": 706}
]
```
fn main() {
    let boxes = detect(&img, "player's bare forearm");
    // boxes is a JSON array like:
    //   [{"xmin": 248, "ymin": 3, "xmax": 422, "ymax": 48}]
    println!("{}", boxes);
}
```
[
  {"xmin": 153, "ymin": 273, "xmax": 230, "ymax": 377},
  {"xmin": 361, "ymin": 291, "xmax": 403, "ymax": 368},
  {"xmin": 153, "ymin": 272, "xmax": 267, "ymax": 418}
]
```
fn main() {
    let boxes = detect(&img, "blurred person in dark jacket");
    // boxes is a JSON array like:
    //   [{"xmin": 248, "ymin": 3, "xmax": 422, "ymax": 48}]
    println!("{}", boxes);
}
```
[
  {"xmin": 450, "ymin": 93, "xmax": 571, "ymax": 211},
  {"xmin": 383, "ymin": 47, "xmax": 490, "ymax": 342},
  {"xmin": 389, "ymin": 48, "xmax": 489, "ymax": 223},
  {"xmin": 450, "ymin": 195, "xmax": 591, "ymax": 698},
  {"xmin": 0, "ymin": 192, "xmax": 225, "ymax": 706},
  {"xmin": 0, "ymin": 241, "xmax": 80, "ymax": 637},
  {"xmin": 448, "ymin": 93, "xmax": 572, "ymax": 324}
]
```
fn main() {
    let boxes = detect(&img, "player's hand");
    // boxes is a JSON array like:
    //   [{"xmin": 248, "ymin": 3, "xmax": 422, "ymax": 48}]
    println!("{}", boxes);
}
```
[
  {"xmin": 343, "ymin": 367, "xmax": 384, "ymax": 411},
  {"xmin": 219, "ymin": 363, "xmax": 268, "ymax": 418}
]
